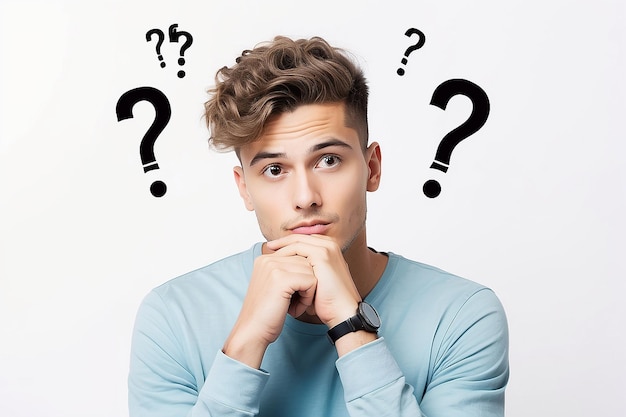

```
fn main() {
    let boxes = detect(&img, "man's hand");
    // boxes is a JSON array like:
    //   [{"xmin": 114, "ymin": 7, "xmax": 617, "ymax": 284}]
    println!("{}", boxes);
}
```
[
  {"xmin": 223, "ymin": 234, "xmax": 367, "ymax": 369},
  {"xmin": 268, "ymin": 234, "xmax": 377, "ymax": 357},
  {"xmin": 222, "ymin": 250, "xmax": 317, "ymax": 369},
  {"xmin": 266, "ymin": 234, "xmax": 362, "ymax": 329}
]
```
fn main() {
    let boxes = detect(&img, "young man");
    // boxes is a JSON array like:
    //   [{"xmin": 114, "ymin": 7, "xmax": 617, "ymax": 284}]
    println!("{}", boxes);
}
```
[{"xmin": 129, "ymin": 36, "xmax": 509, "ymax": 417}]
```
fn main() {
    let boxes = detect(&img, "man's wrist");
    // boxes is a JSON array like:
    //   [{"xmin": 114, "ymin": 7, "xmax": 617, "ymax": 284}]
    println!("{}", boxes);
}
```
[
  {"xmin": 222, "ymin": 332, "xmax": 269, "ymax": 370},
  {"xmin": 327, "ymin": 301, "xmax": 381, "ymax": 347},
  {"xmin": 325, "ymin": 300, "xmax": 360, "ymax": 329}
]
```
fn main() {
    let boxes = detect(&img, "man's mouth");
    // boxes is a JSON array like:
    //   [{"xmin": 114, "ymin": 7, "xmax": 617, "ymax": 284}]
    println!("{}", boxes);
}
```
[{"xmin": 290, "ymin": 222, "xmax": 331, "ymax": 235}]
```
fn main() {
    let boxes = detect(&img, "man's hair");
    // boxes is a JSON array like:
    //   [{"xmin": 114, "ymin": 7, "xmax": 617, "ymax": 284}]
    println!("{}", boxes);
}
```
[{"xmin": 204, "ymin": 36, "xmax": 369, "ymax": 154}]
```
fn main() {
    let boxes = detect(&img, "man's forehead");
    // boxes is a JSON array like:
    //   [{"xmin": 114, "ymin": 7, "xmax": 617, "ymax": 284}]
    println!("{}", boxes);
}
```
[
  {"xmin": 262, "ymin": 103, "xmax": 347, "ymax": 135},
  {"xmin": 240, "ymin": 104, "xmax": 356, "ymax": 156}
]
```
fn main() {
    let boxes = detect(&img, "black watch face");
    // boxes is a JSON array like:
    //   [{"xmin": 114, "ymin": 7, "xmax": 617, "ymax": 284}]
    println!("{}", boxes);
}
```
[{"xmin": 359, "ymin": 302, "xmax": 381, "ymax": 328}]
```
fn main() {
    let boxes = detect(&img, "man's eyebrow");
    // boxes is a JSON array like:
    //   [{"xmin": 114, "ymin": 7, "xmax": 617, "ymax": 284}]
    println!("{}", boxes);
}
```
[
  {"xmin": 248, "ymin": 138, "xmax": 353, "ymax": 167},
  {"xmin": 309, "ymin": 138, "xmax": 353, "ymax": 153},
  {"xmin": 249, "ymin": 151, "xmax": 286, "ymax": 167}
]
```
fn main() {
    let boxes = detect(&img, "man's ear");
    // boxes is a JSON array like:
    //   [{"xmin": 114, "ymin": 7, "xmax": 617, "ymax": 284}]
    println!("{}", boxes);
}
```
[
  {"xmin": 365, "ymin": 142, "xmax": 382, "ymax": 192},
  {"xmin": 233, "ymin": 166, "xmax": 255, "ymax": 211}
]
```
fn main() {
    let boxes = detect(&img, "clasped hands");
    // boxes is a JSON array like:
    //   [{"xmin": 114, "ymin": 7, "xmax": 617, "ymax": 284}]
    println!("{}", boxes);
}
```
[{"xmin": 222, "ymin": 234, "xmax": 364, "ymax": 368}]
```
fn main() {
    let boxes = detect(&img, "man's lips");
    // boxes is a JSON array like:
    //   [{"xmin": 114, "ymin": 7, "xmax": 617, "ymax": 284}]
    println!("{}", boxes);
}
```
[{"xmin": 290, "ymin": 223, "xmax": 331, "ymax": 235}]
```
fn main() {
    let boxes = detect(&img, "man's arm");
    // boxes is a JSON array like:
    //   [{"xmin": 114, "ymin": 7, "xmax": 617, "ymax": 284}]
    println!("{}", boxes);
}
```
[
  {"xmin": 419, "ymin": 288, "xmax": 509, "ymax": 416},
  {"xmin": 128, "ymin": 290, "xmax": 269, "ymax": 417},
  {"xmin": 129, "ymin": 244, "xmax": 321, "ymax": 416},
  {"xmin": 336, "ymin": 288, "xmax": 509, "ymax": 417}
]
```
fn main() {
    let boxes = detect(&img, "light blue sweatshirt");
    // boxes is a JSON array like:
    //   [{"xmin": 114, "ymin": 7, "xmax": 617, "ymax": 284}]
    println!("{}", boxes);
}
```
[{"xmin": 129, "ymin": 243, "xmax": 509, "ymax": 416}]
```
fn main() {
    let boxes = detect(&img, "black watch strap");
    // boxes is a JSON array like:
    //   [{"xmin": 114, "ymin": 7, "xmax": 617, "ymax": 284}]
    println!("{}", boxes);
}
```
[
  {"xmin": 327, "ymin": 302, "xmax": 381, "ymax": 345},
  {"xmin": 327, "ymin": 316, "xmax": 361, "ymax": 345}
]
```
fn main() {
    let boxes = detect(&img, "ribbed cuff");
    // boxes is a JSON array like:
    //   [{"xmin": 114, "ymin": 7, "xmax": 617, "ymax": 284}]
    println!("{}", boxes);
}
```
[
  {"xmin": 335, "ymin": 337, "xmax": 403, "ymax": 402},
  {"xmin": 199, "ymin": 350, "xmax": 270, "ymax": 414}
]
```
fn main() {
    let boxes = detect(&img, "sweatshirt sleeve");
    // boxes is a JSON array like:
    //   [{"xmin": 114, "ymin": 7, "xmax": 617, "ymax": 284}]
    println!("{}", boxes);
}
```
[
  {"xmin": 336, "ymin": 338, "xmax": 423, "ymax": 416},
  {"xmin": 336, "ymin": 288, "xmax": 509, "ymax": 417},
  {"xmin": 128, "ymin": 290, "xmax": 269, "ymax": 417}
]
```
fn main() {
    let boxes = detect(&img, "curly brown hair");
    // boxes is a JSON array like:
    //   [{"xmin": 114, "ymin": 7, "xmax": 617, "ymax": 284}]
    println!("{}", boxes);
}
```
[{"xmin": 204, "ymin": 36, "xmax": 369, "ymax": 154}]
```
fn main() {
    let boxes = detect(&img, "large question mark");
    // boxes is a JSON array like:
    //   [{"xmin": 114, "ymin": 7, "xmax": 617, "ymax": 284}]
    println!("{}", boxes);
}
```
[
  {"xmin": 397, "ymin": 28, "xmax": 425, "ymax": 76},
  {"xmin": 146, "ymin": 29, "xmax": 166, "ymax": 68},
  {"xmin": 116, "ymin": 87, "xmax": 171, "ymax": 198},
  {"xmin": 423, "ymin": 79, "xmax": 490, "ymax": 198},
  {"xmin": 168, "ymin": 24, "xmax": 193, "ymax": 78}
]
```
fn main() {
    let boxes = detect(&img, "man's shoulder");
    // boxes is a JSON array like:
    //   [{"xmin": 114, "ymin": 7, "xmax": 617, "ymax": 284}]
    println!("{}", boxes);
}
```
[
  {"xmin": 151, "ymin": 243, "xmax": 260, "ymax": 298},
  {"xmin": 378, "ymin": 252, "xmax": 507, "ymax": 341},
  {"xmin": 379, "ymin": 252, "xmax": 504, "ymax": 316},
  {"xmin": 386, "ymin": 252, "xmax": 487, "ymax": 294}
]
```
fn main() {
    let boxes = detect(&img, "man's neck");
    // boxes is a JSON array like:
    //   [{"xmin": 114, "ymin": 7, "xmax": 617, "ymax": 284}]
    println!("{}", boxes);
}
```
[{"xmin": 343, "ymin": 230, "xmax": 388, "ymax": 301}]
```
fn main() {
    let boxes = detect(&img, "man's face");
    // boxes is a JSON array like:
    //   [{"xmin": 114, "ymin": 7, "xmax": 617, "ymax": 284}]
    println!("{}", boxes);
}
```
[{"xmin": 233, "ymin": 102, "xmax": 382, "ymax": 252}]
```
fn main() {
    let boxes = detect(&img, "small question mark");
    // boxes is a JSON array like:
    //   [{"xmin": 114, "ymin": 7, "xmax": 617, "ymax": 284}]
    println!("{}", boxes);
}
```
[
  {"xmin": 168, "ymin": 24, "xmax": 193, "ymax": 78},
  {"xmin": 146, "ymin": 29, "xmax": 166, "ymax": 68},
  {"xmin": 116, "ymin": 87, "xmax": 171, "ymax": 198},
  {"xmin": 423, "ymin": 79, "xmax": 490, "ymax": 198},
  {"xmin": 397, "ymin": 28, "xmax": 425, "ymax": 76}
]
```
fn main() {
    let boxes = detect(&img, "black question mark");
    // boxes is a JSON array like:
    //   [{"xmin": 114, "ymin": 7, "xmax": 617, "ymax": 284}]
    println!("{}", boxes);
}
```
[
  {"xmin": 168, "ymin": 24, "xmax": 193, "ymax": 78},
  {"xmin": 146, "ymin": 29, "xmax": 166, "ymax": 68},
  {"xmin": 397, "ymin": 28, "xmax": 425, "ymax": 76},
  {"xmin": 116, "ymin": 87, "xmax": 171, "ymax": 198},
  {"xmin": 423, "ymin": 79, "xmax": 490, "ymax": 198}
]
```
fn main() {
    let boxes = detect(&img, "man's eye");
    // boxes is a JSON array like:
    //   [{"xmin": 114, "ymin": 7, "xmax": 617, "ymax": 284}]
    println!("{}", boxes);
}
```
[
  {"xmin": 262, "ymin": 164, "xmax": 283, "ymax": 177},
  {"xmin": 318, "ymin": 155, "xmax": 341, "ymax": 168}
]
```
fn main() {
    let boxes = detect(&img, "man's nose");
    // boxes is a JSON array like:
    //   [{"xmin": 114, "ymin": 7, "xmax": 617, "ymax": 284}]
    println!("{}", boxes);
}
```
[{"xmin": 292, "ymin": 170, "xmax": 322, "ymax": 210}]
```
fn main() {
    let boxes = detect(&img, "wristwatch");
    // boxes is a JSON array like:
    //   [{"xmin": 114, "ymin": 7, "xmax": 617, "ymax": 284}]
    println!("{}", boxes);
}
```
[{"xmin": 327, "ymin": 301, "xmax": 381, "ymax": 345}]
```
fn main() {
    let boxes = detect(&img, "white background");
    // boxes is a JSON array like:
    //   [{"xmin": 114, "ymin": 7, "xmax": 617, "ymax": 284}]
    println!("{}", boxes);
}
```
[{"xmin": 1, "ymin": 0, "xmax": 624, "ymax": 416}]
